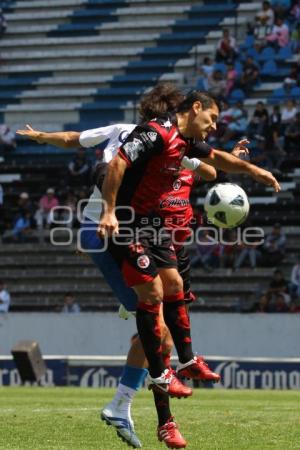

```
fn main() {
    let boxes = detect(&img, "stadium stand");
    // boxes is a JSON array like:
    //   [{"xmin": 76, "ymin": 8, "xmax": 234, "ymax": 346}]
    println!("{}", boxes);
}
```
[{"xmin": 1, "ymin": 0, "xmax": 300, "ymax": 313}]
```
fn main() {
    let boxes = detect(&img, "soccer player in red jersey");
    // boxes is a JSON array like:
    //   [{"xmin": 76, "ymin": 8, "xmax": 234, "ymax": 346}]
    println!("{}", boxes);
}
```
[{"xmin": 99, "ymin": 90, "xmax": 280, "ymax": 403}]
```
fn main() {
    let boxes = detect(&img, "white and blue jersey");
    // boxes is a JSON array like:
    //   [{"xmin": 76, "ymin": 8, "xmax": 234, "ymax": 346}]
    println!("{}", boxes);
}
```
[{"xmin": 79, "ymin": 123, "xmax": 137, "ymax": 312}]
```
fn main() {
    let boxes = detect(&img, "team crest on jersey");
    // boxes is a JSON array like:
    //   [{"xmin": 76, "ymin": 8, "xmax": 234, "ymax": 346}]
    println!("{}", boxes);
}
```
[
  {"xmin": 173, "ymin": 179, "xmax": 182, "ymax": 191},
  {"xmin": 137, "ymin": 255, "xmax": 150, "ymax": 269},
  {"xmin": 147, "ymin": 131, "xmax": 157, "ymax": 142}
]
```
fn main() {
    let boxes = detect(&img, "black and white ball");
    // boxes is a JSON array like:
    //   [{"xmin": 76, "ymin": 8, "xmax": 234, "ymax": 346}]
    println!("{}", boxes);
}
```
[{"xmin": 204, "ymin": 183, "xmax": 250, "ymax": 228}]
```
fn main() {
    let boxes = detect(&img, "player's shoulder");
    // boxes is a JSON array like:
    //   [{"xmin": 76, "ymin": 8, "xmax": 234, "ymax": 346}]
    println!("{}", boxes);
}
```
[{"xmin": 147, "ymin": 114, "xmax": 178, "ymax": 144}]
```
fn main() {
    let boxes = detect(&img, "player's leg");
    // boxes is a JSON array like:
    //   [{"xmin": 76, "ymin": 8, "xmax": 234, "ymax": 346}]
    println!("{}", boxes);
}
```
[
  {"xmin": 133, "ymin": 276, "xmax": 192, "ymax": 399},
  {"xmin": 159, "ymin": 267, "xmax": 195, "ymax": 364},
  {"xmin": 80, "ymin": 220, "xmax": 146, "ymax": 447},
  {"xmin": 154, "ymin": 314, "xmax": 187, "ymax": 449},
  {"xmin": 80, "ymin": 219, "xmax": 186, "ymax": 447},
  {"xmin": 174, "ymin": 245, "xmax": 220, "ymax": 383}
]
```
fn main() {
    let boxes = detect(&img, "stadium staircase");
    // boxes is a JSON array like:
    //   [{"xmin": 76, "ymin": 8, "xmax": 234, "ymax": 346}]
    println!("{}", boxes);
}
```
[{"xmin": 1, "ymin": 0, "xmax": 300, "ymax": 312}]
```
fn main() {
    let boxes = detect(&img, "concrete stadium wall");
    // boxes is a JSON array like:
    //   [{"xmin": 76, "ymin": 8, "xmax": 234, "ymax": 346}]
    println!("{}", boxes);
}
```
[{"xmin": 0, "ymin": 313, "xmax": 299, "ymax": 358}]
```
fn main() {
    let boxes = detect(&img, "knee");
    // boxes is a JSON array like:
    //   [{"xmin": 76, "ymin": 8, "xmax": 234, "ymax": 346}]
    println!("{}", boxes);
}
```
[
  {"xmin": 135, "ymin": 279, "xmax": 163, "ymax": 305},
  {"xmin": 163, "ymin": 274, "xmax": 183, "ymax": 296}
]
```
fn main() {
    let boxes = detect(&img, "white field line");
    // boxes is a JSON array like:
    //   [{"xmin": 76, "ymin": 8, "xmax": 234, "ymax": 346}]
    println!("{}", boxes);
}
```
[{"xmin": 0, "ymin": 407, "xmax": 99, "ymax": 414}]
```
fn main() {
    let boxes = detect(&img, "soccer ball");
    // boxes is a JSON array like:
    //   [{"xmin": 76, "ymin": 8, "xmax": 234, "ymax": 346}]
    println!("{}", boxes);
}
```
[{"xmin": 204, "ymin": 183, "xmax": 250, "ymax": 228}]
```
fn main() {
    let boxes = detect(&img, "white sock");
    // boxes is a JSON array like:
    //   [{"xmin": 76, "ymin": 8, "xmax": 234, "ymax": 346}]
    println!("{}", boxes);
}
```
[{"xmin": 110, "ymin": 383, "xmax": 137, "ymax": 416}]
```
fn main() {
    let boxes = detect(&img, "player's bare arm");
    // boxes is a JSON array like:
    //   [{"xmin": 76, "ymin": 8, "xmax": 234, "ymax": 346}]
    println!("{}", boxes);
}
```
[
  {"xmin": 16, "ymin": 125, "xmax": 80, "ymax": 149},
  {"xmin": 201, "ymin": 149, "xmax": 281, "ymax": 192},
  {"xmin": 197, "ymin": 162, "xmax": 217, "ymax": 181},
  {"xmin": 98, "ymin": 155, "xmax": 127, "ymax": 237}
]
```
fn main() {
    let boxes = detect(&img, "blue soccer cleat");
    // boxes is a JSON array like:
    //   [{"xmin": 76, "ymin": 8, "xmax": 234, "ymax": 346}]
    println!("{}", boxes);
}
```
[{"xmin": 101, "ymin": 403, "xmax": 142, "ymax": 448}]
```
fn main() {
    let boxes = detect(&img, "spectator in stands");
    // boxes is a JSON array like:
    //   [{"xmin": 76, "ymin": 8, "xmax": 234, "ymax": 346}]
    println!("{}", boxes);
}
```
[
  {"xmin": 59, "ymin": 191, "xmax": 77, "ymax": 229},
  {"xmin": 290, "ymin": 258, "xmax": 300, "ymax": 298},
  {"xmin": 266, "ymin": 269, "xmax": 290, "ymax": 301},
  {"xmin": 61, "ymin": 292, "xmax": 81, "ymax": 313},
  {"xmin": 284, "ymin": 111, "xmax": 300, "ymax": 153},
  {"xmin": 281, "ymin": 98, "xmax": 298, "ymax": 131},
  {"xmin": 0, "ymin": 280, "xmax": 10, "ymax": 313},
  {"xmin": 219, "ymin": 229, "xmax": 239, "ymax": 269},
  {"xmin": 10, "ymin": 210, "xmax": 32, "ymax": 242},
  {"xmin": 238, "ymin": 56, "xmax": 260, "ymax": 94},
  {"xmin": 17, "ymin": 192, "xmax": 35, "ymax": 223},
  {"xmin": 262, "ymin": 223, "xmax": 286, "ymax": 266},
  {"xmin": 254, "ymin": 1, "xmax": 275, "ymax": 40},
  {"xmin": 92, "ymin": 148, "xmax": 104, "ymax": 169},
  {"xmin": 219, "ymin": 101, "xmax": 248, "ymax": 144},
  {"xmin": 283, "ymin": 62, "xmax": 299, "ymax": 87},
  {"xmin": 253, "ymin": 293, "xmax": 271, "ymax": 312},
  {"xmin": 249, "ymin": 136, "xmax": 271, "ymax": 169},
  {"xmin": 269, "ymin": 104, "xmax": 283, "ymax": 150},
  {"xmin": 197, "ymin": 56, "xmax": 214, "ymax": 90},
  {"xmin": 0, "ymin": 9, "xmax": 7, "ymax": 37},
  {"xmin": 290, "ymin": 0, "xmax": 300, "ymax": 22},
  {"xmin": 0, "ymin": 124, "xmax": 16, "ymax": 153},
  {"xmin": 225, "ymin": 62, "xmax": 238, "ymax": 96},
  {"xmin": 35, "ymin": 188, "xmax": 59, "ymax": 235},
  {"xmin": 247, "ymin": 101, "xmax": 270, "ymax": 139},
  {"xmin": 207, "ymin": 69, "xmax": 226, "ymax": 99},
  {"xmin": 234, "ymin": 241, "xmax": 260, "ymax": 270},
  {"xmin": 291, "ymin": 23, "xmax": 300, "ymax": 53},
  {"xmin": 67, "ymin": 148, "xmax": 90, "ymax": 186},
  {"xmin": 266, "ymin": 17, "xmax": 290, "ymax": 47},
  {"xmin": 268, "ymin": 293, "xmax": 290, "ymax": 312},
  {"xmin": 215, "ymin": 100, "xmax": 233, "ymax": 140},
  {"xmin": 215, "ymin": 28, "xmax": 238, "ymax": 64},
  {"xmin": 191, "ymin": 229, "xmax": 221, "ymax": 271}
]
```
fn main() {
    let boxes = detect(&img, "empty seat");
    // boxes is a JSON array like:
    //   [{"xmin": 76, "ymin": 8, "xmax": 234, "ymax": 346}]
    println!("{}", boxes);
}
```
[
  {"xmin": 229, "ymin": 88, "xmax": 245, "ymax": 103},
  {"xmin": 261, "ymin": 59, "xmax": 278, "ymax": 76},
  {"xmin": 258, "ymin": 46, "xmax": 276, "ymax": 61}
]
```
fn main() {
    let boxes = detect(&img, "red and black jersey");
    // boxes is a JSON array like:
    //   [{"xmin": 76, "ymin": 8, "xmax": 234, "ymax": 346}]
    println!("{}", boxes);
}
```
[
  {"xmin": 159, "ymin": 168, "xmax": 197, "ymax": 247},
  {"xmin": 117, "ymin": 114, "xmax": 212, "ymax": 218}
]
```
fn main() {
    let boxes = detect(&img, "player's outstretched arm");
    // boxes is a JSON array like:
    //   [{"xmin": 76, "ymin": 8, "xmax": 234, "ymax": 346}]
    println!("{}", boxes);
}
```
[
  {"xmin": 16, "ymin": 124, "xmax": 80, "ymax": 149},
  {"xmin": 201, "ymin": 149, "xmax": 281, "ymax": 192},
  {"xmin": 97, "ymin": 155, "xmax": 127, "ymax": 238}
]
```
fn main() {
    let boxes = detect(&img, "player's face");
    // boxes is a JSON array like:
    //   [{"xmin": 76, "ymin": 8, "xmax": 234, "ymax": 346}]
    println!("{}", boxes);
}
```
[{"xmin": 191, "ymin": 102, "xmax": 219, "ymax": 141}]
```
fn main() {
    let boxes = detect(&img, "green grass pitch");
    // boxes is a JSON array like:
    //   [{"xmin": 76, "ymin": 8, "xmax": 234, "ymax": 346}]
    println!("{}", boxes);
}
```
[{"xmin": 0, "ymin": 388, "xmax": 300, "ymax": 449}]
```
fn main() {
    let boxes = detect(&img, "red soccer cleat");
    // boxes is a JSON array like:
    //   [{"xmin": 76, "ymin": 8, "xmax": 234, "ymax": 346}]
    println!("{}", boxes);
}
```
[
  {"xmin": 157, "ymin": 417, "xmax": 187, "ymax": 449},
  {"xmin": 148, "ymin": 368, "xmax": 192, "ymax": 398},
  {"xmin": 177, "ymin": 356, "xmax": 221, "ymax": 382}
]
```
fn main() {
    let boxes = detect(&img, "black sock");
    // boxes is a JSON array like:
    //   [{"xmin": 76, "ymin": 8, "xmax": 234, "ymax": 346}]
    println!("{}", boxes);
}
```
[
  {"xmin": 136, "ymin": 303, "xmax": 165, "ymax": 378},
  {"xmin": 163, "ymin": 292, "xmax": 194, "ymax": 364},
  {"xmin": 153, "ymin": 391, "xmax": 172, "ymax": 427}
]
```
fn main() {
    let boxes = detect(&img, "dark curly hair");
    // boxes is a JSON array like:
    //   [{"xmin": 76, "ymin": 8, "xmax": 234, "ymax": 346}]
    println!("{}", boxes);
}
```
[
  {"xmin": 138, "ymin": 83, "xmax": 184, "ymax": 122},
  {"xmin": 138, "ymin": 83, "xmax": 217, "ymax": 122}
]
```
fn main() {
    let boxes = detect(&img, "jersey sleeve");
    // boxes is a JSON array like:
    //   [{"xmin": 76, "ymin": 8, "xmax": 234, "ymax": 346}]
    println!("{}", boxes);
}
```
[
  {"xmin": 79, "ymin": 124, "xmax": 133, "ymax": 148},
  {"xmin": 118, "ymin": 124, "xmax": 165, "ymax": 166},
  {"xmin": 188, "ymin": 141, "xmax": 213, "ymax": 159}
]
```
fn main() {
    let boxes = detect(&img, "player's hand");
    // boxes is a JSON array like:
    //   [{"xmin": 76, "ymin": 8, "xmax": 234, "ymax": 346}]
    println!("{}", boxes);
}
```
[
  {"xmin": 232, "ymin": 139, "xmax": 250, "ymax": 158},
  {"xmin": 16, "ymin": 124, "xmax": 43, "ymax": 143},
  {"xmin": 97, "ymin": 211, "xmax": 119, "ymax": 238},
  {"xmin": 250, "ymin": 167, "xmax": 281, "ymax": 192}
]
